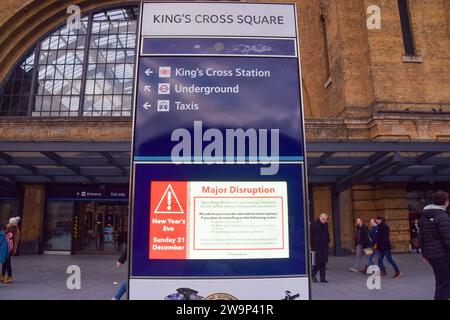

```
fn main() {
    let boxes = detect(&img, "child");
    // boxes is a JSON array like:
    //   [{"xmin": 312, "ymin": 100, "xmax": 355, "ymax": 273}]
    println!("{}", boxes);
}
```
[{"xmin": 1, "ymin": 217, "xmax": 21, "ymax": 283}]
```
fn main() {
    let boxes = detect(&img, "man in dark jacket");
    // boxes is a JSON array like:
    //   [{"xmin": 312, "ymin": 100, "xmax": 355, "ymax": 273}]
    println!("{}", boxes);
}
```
[
  {"xmin": 418, "ymin": 190, "xmax": 450, "ymax": 300},
  {"xmin": 350, "ymin": 218, "xmax": 369, "ymax": 273},
  {"xmin": 376, "ymin": 217, "xmax": 402, "ymax": 278},
  {"xmin": 310, "ymin": 213, "xmax": 330, "ymax": 283}
]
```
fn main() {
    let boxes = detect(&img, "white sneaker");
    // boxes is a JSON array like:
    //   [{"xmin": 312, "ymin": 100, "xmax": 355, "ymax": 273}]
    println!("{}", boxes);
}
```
[
  {"xmin": 110, "ymin": 297, "xmax": 118, "ymax": 300},
  {"xmin": 349, "ymin": 268, "xmax": 358, "ymax": 273}
]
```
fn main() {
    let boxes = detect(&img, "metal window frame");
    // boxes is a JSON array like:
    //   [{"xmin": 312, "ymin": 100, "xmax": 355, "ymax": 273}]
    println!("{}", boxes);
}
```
[{"xmin": 0, "ymin": 2, "xmax": 140, "ymax": 119}]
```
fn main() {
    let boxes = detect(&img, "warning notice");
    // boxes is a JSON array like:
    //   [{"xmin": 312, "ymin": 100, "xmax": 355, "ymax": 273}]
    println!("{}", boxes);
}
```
[{"xmin": 149, "ymin": 181, "xmax": 289, "ymax": 260}]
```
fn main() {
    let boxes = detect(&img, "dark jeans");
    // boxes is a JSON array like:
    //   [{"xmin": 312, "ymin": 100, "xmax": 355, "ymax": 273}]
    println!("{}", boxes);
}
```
[
  {"xmin": 312, "ymin": 262, "xmax": 327, "ymax": 281},
  {"xmin": 428, "ymin": 258, "xmax": 450, "ymax": 300},
  {"xmin": 411, "ymin": 238, "xmax": 420, "ymax": 253},
  {"xmin": 378, "ymin": 250, "xmax": 400, "ymax": 273},
  {"xmin": 2, "ymin": 255, "xmax": 12, "ymax": 277}
]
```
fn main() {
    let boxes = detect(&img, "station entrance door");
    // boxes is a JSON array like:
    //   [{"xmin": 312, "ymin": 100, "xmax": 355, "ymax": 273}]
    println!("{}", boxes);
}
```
[{"xmin": 73, "ymin": 201, "xmax": 128, "ymax": 254}]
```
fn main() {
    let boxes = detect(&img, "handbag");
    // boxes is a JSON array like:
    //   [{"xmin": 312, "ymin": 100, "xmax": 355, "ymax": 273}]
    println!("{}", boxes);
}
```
[{"xmin": 366, "ymin": 232, "xmax": 376, "ymax": 255}]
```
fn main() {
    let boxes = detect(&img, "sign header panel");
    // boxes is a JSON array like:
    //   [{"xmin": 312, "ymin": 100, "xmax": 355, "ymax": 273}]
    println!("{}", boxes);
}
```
[{"xmin": 142, "ymin": 2, "xmax": 296, "ymax": 37}]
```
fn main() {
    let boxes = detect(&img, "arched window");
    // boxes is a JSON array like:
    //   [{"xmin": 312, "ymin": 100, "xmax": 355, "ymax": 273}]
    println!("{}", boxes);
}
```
[
  {"xmin": 0, "ymin": 5, "xmax": 139, "ymax": 117},
  {"xmin": 0, "ymin": 49, "xmax": 35, "ymax": 116},
  {"xmin": 398, "ymin": 0, "xmax": 416, "ymax": 56}
]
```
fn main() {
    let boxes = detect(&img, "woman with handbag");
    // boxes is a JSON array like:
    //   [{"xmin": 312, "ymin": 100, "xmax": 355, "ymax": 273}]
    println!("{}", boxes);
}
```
[{"xmin": 366, "ymin": 218, "xmax": 379, "ymax": 268}]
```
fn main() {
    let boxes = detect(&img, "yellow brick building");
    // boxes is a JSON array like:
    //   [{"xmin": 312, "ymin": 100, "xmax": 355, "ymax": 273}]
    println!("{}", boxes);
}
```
[{"xmin": 0, "ymin": 0, "xmax": 449, "ymax": 255}]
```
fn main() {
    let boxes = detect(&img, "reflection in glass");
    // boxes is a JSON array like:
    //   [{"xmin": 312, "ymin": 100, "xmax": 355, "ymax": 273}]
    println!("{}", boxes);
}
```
[
  {"xmin": 44, "ymin": 201, "xmax": 74, "ymax": 251},
  {"xmin": 0, "ymin": 200, "xmax": 19, "ymax": 228}
]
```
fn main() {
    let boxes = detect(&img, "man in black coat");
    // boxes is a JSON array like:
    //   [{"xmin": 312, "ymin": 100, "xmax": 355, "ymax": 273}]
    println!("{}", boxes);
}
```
[
  {"xmin": 418, "ymin": 191, "xmax": 450, "ymax": 300},
  {"xmin": 376, "ymin": 217, "xmax": 402, "ymax": 278},
  {"xmin": 310, "ymin": 213, "xmax": 330, "ymax": 283}
]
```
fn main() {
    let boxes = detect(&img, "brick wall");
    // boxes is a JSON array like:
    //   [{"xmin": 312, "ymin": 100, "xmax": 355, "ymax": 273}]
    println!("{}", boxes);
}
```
[{"xmin": 351, "ymin": 183, "xmax": 410, "ymax": 252}]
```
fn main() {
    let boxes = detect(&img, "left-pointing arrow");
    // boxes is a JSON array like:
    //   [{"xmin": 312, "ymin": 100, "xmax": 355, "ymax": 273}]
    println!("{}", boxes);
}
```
[
  {"xmin": 142, "ymin": 102, "xmax": 152, "ymax": 110},
  {"xmin": 145, "ymin": 68, "xmax": 153, "ymax": 76},
  {"xmin": 144, "ymin": 85, "xmax": 151, "ymax": 92}
]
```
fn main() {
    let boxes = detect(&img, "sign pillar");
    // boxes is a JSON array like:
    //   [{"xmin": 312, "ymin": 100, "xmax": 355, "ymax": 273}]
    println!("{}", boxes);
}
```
[{"xmin": 129, "ymin": 2, "xmax": 310, "ymax": 300}]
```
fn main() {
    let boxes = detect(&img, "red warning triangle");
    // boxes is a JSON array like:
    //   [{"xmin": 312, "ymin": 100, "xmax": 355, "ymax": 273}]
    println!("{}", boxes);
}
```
[{"xmin": 154, "ymin": 184, "xmax": 184, "ymax": 214}]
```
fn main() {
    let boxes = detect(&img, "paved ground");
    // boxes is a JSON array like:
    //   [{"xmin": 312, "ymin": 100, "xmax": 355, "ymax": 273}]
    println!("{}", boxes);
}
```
[
  {"xmin": 0, "ymin": 253, "xmax": 434, "ymax": 300},
  {"xmin": 0, "ymin": 254, "xmax": 127, "ymax": 300},
  {"xmin": 311, "ymin": 253, "xmax": 435, "ymax": 300}
]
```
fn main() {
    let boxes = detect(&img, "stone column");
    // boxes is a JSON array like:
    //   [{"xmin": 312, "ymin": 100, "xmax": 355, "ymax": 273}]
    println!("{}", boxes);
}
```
[
  {"xmin": 339, "ymin": 188, "xmax": 355, "ymax": 253},
  {"xmin": 19, "ymin": 185, "xmax": 46, "ymax": 254}
]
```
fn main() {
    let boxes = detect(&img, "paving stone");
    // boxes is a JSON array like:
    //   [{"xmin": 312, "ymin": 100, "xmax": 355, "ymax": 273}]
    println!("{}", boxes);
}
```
[{"xmin": 0, "ymin": 253, "xmax": 435, "ymax": 300}]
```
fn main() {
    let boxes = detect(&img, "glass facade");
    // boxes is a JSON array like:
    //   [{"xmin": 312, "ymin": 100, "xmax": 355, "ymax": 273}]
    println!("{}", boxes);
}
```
[
  {"xmin": 74, "ymin": 202, "xmax": 128, "ymax": 254},
  {"xmin": 44, "ymin": 201, "xmax": 74, "ymax": 251},
  {"xmin": 0, "ymin": 6, "xmax": 138, "ymax": 117},
  {"xmin": 0, "ymin": 199, "xmax": 19, "ymax": 228},
  {"xmin": 0, "ymin": 50, "xmax": 35, "ymax": 116}
]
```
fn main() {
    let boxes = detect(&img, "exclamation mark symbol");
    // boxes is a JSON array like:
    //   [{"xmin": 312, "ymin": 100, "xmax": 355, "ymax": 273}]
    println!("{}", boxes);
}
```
[{"xmin": 167, "ymin": 190, "xmax": 172, "ymax": 211}]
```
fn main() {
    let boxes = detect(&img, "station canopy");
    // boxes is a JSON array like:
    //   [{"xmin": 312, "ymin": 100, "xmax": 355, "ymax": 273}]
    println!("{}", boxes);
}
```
[{"xmin": 0, "ymin": 140, "xmax": 449, "ymax": 192}]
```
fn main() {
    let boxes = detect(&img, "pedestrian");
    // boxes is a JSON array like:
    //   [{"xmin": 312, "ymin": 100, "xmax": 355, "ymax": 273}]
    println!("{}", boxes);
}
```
[
  {"xmin": 0, "ymin": 227, "xmax": 9, "ymax": 269},
  {"xmin": 1, "ymin": 217, "xmax": 20, "ymax": 284},
  {"xmin": 410, "ymin": 219, "xmax": 420, "ymax": 253},
  {"xmin": 115, "ymin": 226, "xmax": 125, "ymax": 252},
  {"xmin": 376, "ymin": 216, "xmax": 402, "ymax": 278},
  {"xmin": 350, "ymin": 217, "xmax": 369, "ymax": 273},
  {"xmin": 310, "ymin": 213, "xmax": 330, "ymax": 283},
  {"xmin": 366, "ymin": 218, "xmax": 379, "ymax": 269},
  {"xmin": 111, "ymin": 244, "xmax": 127, "ymax": 300},
  {"xmin": 418, "ymin": 190, "xmax": 450, "ymax": 300}
]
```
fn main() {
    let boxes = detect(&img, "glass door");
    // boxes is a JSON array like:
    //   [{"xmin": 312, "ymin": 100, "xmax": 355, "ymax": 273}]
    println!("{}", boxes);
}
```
[
  {"xmin": 73, "ymin": 201, "xmax": 128, "ymax": 254},
  {"xmin": 44, "ymin": 201, "xmax": 74, "ymax": 252}
]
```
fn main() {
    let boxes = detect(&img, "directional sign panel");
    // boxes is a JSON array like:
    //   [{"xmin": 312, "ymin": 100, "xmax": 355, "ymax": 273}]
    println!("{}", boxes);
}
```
[
  {"xmin": 129, "ymin": 2, "xmax": 310, "ymax": 300},
  {"xmin": 135, "ymin": 55, "xmax": 303, "ymax": 160}
]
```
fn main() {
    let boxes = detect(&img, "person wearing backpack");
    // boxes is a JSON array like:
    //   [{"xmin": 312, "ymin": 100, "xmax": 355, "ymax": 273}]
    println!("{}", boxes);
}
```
[
  {"xmin": 0, "ymin": 228, "xmax": 9, "ymax": 268},
  {"xmin": 1, "ymin": 217, "xmax": 21, "ymax": 284},
  {"xmin": 419, "ymin": 191, "xmax": 450, "ymax": 300}
]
